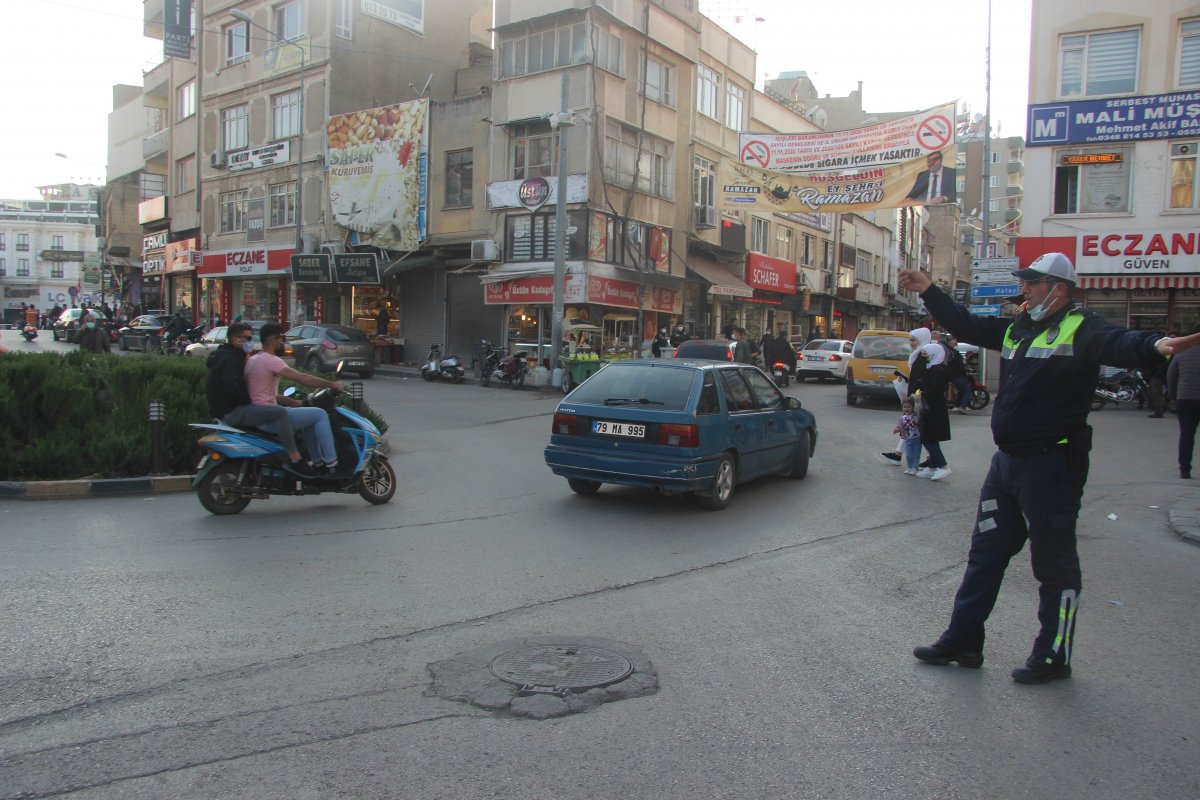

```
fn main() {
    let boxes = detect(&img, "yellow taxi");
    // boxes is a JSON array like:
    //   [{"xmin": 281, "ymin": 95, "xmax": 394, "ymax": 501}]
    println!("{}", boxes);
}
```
[{"xmin": 845, "ymin": 329, "xmax": 913, "ymax": 406}]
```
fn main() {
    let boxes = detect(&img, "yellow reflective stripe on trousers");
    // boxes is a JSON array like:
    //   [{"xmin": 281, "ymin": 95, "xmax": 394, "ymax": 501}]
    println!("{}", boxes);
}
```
[{"xmin": 1048, "ymin": 589, "xmax": 1079, "ymax": 664}]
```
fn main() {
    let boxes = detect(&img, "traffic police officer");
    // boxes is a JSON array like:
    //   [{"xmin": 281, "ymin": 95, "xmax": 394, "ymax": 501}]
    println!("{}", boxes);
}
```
[{"xmin": 899, "ymin": 253, "xmax": 1200, "ymax": 684}]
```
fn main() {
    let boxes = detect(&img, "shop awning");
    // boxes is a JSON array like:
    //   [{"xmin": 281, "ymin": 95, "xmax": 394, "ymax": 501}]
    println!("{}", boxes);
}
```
[
  {"xmin": 1079, "ymin": 274, "xmax": 1200, "ymax": 289},
  {"xmin": 106, "ymin": 256, "xmax": 138, "ymax": 268},
  {"xmin": 687, "ymin": 261, "xmax": 754, "ymax": 297},
  {"xmin": 381, "ymin": 254, "xmax": 438, "ymax": 279},
  {"xmin": 478, "ymin": 266, "xmax": 553, "ymax": 284}
]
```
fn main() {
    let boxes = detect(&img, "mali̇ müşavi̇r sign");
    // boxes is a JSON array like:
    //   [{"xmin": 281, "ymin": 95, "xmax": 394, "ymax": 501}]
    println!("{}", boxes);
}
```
[
  {"xmin": 327, "ymin": 99, "xmax": 429, "ymax": 251},
  {"xmin": 720, "ymin": 102, "xmax": 958, "ymax": 214}
]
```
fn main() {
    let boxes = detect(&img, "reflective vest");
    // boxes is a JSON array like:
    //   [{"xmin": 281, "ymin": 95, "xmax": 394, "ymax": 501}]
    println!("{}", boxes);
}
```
[{"xmin": 1001, "ymin": 308, "xmax": 1086, "ymax": 360}]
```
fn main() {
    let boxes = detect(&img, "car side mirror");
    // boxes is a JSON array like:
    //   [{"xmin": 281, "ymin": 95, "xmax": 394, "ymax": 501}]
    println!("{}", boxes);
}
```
[{"xmin": 787, "ymin": 397, "xmax": 802, "ymax": 410}]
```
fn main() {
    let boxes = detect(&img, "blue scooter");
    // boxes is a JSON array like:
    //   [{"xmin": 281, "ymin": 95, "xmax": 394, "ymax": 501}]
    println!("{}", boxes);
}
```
[{"xmin": 190, "ymin": 386, "xmax": 394, "ymax": 515}]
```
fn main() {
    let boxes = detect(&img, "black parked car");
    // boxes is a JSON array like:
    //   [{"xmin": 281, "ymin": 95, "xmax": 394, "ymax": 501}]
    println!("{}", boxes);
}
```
[
  {"xmin": 52, "ymin": 308, "xmax": 112, "ymax": 343},
  {"xmin": 117, "ymin": 314, "xmax": 173, "ymax": 352},
  {"xmin": 284, "ymin": 324, "xmax": 376, "ymax": 378}
]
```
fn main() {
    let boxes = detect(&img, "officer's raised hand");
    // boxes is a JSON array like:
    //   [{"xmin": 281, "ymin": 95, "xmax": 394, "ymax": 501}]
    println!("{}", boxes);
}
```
[{"xmin": 898, "ymin": 269, "xmax": 932, "ymax": 294}]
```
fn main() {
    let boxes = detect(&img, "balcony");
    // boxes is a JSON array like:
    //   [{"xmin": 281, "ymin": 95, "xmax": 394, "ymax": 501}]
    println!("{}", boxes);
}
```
[
  {"xmin": 1004, "ymin": 209, "xmax": 1020, "ymax": 222},
  {"xmin": 1007, "ymin": 160, "xmax": 1024, "ymax": 175},
  {"xmin": 144, "ymin": 59, "xmax": 169, "ymax": 101},
  {"xmin": 1006, "ymin": 185, "xmax": 1022, "ymax": 198},
  {"xmin": 143, "ymin": 129, "xmax": 169, "ymax": 160},
  {"xmin": 144, "ymin": 0, "xmax": 164, "ymax": 40},
  {"xmin": 836, "ymin": 286, "xmax": 857, "ymax": 301}
]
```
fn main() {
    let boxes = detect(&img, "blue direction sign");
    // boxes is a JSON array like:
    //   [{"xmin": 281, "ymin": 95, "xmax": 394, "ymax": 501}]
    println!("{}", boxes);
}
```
[
  {"xmin": 972, "ymin": 284, "xmax": 1019, "ymax": 298},
  {"xmin": 970, "ymin": 305, "xmax": 1001, "ymax": 316}
]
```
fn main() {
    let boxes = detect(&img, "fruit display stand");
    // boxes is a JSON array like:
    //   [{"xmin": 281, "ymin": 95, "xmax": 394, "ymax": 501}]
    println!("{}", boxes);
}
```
[{"xmin": 559, "ymin": 352, "xmax": 606, "ymax": 393}]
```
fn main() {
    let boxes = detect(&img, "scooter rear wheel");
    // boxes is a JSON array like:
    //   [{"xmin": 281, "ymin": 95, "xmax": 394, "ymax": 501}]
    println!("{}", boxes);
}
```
[
  {"xmin": 969, "ymin": 387, "xmax": 991, "ymax": 411},
  {"xmin": 358, "ymin": 456, "xmax": 396, "ymax": 505},
  {"xmin": 197, "ymin": 462, "xmax": 251, "ymax": 515}
]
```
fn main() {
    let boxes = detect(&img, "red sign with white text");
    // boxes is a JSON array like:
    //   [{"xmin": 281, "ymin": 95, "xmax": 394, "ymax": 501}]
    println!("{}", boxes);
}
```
[
  {"xmin": 745, "ymin": 253, "xmax": 797, "ymax": 294},
  {"xmin": 484, "ymin": 276, "xmax": 553, "ymax": 305},
  {"xmin": 587, "ymin": 275, "xmax": 640, "ymax": 309}
]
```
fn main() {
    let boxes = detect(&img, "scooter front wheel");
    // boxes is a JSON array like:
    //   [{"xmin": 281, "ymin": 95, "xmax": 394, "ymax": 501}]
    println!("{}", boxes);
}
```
[
  {"xmin": 358, "ymin": 456, "xmax": 396, "ymax": 505},
  {"xmin": 197, "ymin": 462, "xmax": 251, "ymax": 515}
]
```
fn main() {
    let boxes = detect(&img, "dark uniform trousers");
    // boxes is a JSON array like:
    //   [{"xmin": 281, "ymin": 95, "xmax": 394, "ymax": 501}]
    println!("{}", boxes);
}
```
[{"xmin": 942, "ymin": 442, "xmax": 1088, "ymax": 665}]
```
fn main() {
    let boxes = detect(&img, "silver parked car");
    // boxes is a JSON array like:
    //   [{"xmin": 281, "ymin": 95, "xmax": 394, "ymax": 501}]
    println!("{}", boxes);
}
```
[
  {"xmin": 285, "ymin": 324, "xmax": 375, "ymax": 378},
  {"xmin": 795, "ymin": 339, "xmax": 854, "ymax": 382}
]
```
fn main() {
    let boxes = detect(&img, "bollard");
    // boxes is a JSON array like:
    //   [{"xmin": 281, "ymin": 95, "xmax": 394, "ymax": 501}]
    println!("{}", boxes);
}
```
[
  {"xmin": 350, "ymin": 381, "xmax": 364, "ymax": 413},
  {"xmin": 148, "ymin": 399, "xmax": 166, "ymax": 475}
]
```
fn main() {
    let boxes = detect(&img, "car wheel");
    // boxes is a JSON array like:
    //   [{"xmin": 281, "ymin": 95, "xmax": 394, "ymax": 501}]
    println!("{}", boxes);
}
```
[
  {"xmin": 696, "ymin": 453, "xmax": 736, "ymax": 510},
  {"xmin": 846, "ymin": 392, "xmax": 857, "ymax": 406},
  {"xmin": 795, "ymin": 374, "xmax": 805, "ymax": 382},
  {"xmin": 567, "ymin": 478, "xmax": 601, "ymax": 495},
  {"xmin": 788, "ymin": 430, "xmax": 811, "ymax": 479},
  {"xmin": 818, "ymin": 376, "xmax": 827, "ymax": 382},
  {"xmin": 196, "ymin": 462, "xmax": 251, "ymax": 515},
  {"xmin": 358, "ymin": 457, "xmax": 396, "ymax": 505},
  {"xmin": 306, "ymin": 354, "xmax": 322, "ymax": 373},
  {"xmin": 562, "ymin": 373, "xmax": 573, "ymax": 394},
  {"xmin": 52, "ymin": 330, "xmax": 60, "ymax": 341}
]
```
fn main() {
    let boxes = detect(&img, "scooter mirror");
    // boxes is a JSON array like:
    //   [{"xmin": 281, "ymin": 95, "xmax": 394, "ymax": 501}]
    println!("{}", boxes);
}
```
[
  {"xmin": 335, "ymin": 360, "xmax": 346, "ymax": 377},
  {"xmin": 283, "ymin": 386, "xmax": 297, "ymax": 398}
]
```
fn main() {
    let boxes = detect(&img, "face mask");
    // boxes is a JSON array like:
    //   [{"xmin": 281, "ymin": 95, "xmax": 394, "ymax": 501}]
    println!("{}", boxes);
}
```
[
  {"xmin": 1026, "ymin": 284, "xmax": 1059, "ymax": 322},
  {"xmin": 242, "ymin": 341, "xmax": 255, "ymax": 353},
  {"xmin": 85, "ymin": 322, "xmax": 96, "ymax": 329}
]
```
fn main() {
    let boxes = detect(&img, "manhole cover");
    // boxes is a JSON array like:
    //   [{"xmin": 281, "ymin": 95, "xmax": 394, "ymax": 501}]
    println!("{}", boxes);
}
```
[{"xmin": 489, "ymin": 645, "xmax": 634, "ymax": 692}]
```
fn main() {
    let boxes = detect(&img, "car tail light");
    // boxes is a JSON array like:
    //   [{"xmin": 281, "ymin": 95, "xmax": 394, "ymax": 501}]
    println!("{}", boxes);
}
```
[
  {"xmin": 828, "ymin": 354, "xmax": 842, "ymax": 361},
  {"xmin": 322, "ymin": 340, "xmax": 338, "ymax": 350},
  {"xmin": 774, "ymin": 361, "xmax": 787, "ymax": 369},
  {"xmin": 552, "ymin": 412, "xmax": 578, "ymax": 435},
  {"xmin": 657, "ymin": 423, "xmax": 699, "ymax": 447}
]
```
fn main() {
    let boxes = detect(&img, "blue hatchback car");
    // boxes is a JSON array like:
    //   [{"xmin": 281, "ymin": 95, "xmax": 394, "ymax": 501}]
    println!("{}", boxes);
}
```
[{"xmin": 544, "ymin": 359, "xmax": 817, "ymax": 509}]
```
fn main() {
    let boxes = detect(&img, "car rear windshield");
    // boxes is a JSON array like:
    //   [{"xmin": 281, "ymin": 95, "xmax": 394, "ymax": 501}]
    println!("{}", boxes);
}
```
[
  {"xmin": 853, "ymin": 335, "xmax": 911, "ymax": 360},
  {"xmin": 813, "ymin": 341, "xmax": 843, "ymax": 352},
  {"xmin": 329, "ymin": 328, "xmax": 369, "ymax": 343},
  {"xmin": 675, "ymin": 342, "xmax": 730, "ymax": 360},
  {"xmin": 567, "ymin": 366, "xmax": 697, "ymax": 411}
]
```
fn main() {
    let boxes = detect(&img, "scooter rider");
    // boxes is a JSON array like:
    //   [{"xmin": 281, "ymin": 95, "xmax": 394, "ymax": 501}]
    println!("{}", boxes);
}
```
[
  {"xmin": 205, "ymin": 323, "xmax": 306, "ymax": 473},
  {"xmin": 900, "ymin": 253, "xmax": 1200, "ymax": 684}
]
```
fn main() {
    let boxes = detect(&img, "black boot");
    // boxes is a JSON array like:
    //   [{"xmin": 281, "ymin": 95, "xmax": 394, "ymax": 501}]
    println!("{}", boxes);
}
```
[
  {"xmin": 913, "ymin": 642, "xmax": 983, "ymax": 668},
  {"xmin": 1011, "ymin": 658, "xmax": 1071, "ymax": 684}
]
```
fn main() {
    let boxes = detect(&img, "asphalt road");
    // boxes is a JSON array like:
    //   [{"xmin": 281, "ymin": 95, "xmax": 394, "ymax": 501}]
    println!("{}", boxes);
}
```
[{"xmin": 1, "ymin": 372, "xmax": 1197, "ymax": 799}]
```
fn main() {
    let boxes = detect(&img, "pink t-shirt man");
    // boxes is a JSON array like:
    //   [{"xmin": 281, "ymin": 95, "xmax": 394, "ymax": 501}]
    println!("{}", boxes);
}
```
[{"xmin": 245, "ymin": 352, "xmax": 287, "ymax": 404}]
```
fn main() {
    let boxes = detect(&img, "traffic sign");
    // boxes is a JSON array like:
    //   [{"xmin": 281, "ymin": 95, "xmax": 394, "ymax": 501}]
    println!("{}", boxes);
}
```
[
  {"xmin": 972, "ymin": 269, "xmax": 1016, "ymax": 285},
  {"xmin": 972, "ymin": 284, "xmax": 1020, "ymax": 298},
  {"xmin": 970, "ymin": 305, "xmax": 1001, "ymax": 316},
  {"xmin": 971, "ymin": 257, "xmax": 1019, "ymax": 271}
]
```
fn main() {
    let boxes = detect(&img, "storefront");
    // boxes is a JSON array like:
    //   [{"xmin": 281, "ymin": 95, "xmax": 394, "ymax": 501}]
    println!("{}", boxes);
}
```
[
  {"xmin": 1018, "ymin": 231, "xmax": 1200, "ymax": 333},
  {"xmin": 198, "ymin": 245, "xmax": 294, "ymax": 326},
  {"xmin": 163, "ymin": 238, "xmax": 198, "ymax": 322},
  {"xmin": 743, "ymin": 252, "xmax": 799, "ymax": 342},
  {"xmin": 141, "ymin": 230, "xmax": 167, "ymax": 312},
  {"xmin": 686, "ymin": 255, "xmax": 754, "ymax": 339}
]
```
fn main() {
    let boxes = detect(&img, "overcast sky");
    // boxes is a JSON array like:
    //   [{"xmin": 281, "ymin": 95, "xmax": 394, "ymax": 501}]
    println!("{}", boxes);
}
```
[{"xmin": 0, "ymin": 0, "xmax": 1032, "ymax": 199}]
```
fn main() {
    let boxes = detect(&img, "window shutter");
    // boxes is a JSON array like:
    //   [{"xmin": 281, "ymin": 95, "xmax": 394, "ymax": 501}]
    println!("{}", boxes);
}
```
[
  {"xmin": 1086, "ymin": 29, "xmax": 1139, "ymax": 95},
  {"xmin": 1060, "ymin": 36, "xmax": 1084, "ymax": 95},
  {"xmin": 1181, "ymin": 20, "xmax": 1200, "ymax": 86}
]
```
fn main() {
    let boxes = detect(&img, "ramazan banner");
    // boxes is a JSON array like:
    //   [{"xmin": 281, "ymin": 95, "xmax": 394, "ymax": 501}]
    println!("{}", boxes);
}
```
[
  {"xmin": 723, "ymin": 103, "xmax": 957, "ymax": 214},
  {"xmin": 327, "ymin": 99, "xmax": 428, "ymax": 251}
]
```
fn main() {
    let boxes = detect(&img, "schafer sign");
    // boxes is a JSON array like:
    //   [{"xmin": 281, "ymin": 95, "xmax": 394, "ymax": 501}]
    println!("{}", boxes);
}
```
[
  {"xmin": 1077, "ymin": 228, "xmax": 1200, "ymax": 274},
  {"xmin": 745, "ymin": 253, "xmax": 797, "ymax": 294}
]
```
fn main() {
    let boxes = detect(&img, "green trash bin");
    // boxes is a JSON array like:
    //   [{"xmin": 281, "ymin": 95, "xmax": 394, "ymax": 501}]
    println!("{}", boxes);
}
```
[{"xmin": 560, "ymin": 354, "xmax": 605, "ymax": 393}]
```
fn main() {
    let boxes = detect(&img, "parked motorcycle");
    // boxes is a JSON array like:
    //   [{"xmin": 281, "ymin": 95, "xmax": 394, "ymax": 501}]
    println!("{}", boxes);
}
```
[
  {"xmin": 21, "ymin": 323, "xmax": 38, "ymax": 342},
  {"xmin": 166, "ymin": 325, "xmax": 205, "ymax": 356},
  {"xmin": 1092, "ymin": 368, "xmax": 1148, "ymax": 410},
  {"xmin": 190, "ymin": 386, "xmax": 394, "ymax": 515},
  {"xmin": 421, "ymin": 344, "xmax": 465, "ymax": 383},
  {"xmin": 771, "ymin": 360, "xmax": 791, "ymax": 388},
  {"xmin": 477, "ymin": 338, "xmax": 528, "ymax": 388}
]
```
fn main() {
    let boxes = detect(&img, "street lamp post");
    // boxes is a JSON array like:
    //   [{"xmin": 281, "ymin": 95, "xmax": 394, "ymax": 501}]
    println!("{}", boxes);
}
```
[{"xmin": 230, "ymin": 9, "xmax": 305, "ymax": 261}]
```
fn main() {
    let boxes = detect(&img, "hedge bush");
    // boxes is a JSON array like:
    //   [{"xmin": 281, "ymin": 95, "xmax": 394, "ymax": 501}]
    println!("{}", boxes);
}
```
[{"xmin": 0, "ymin": 352, "xmax": 388, "ymax": 481}]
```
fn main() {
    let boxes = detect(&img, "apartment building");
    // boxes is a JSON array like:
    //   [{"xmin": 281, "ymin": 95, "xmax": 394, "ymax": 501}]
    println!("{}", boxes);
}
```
[
  {"xmin": 1021, "ymin": 0, "xmax": 1200, "ymax": 332},
  {"xmin": 0, "ymin": 185, "xmax": 99, "ymax": 326}
]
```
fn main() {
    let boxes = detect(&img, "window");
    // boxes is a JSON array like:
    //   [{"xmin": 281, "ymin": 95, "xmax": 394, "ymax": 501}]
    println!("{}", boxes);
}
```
[
  {"xmin": 275, "ymin": 0, "xmax": 304, "ymax": 41},
  {"xmin": 0, "ymin": 259, "xmax": 5, "ymax": 276},
  {"xmin": 594, "ymin": 28, "xmax": 623, "ymax": 74},
  {"xmin": 224, "ymin": 21, "xmax": 249, "ymax": 65},
  {"xmin": 16, "ymin": 258, "xmax": 30, "ymax": 277},
  {"xmin": 775, "ymin": 225, "xmax": 793, "ymax": 262},
  {"xmin": 751, "ymin": 217, "xmax": 769, "ymax": 253},
  {"xmin": 269, "ymin": 182, "xmax": 296, "ymax": 227},
  {"xmin": 991, "ymin": 151, "xmax": 1001, "ymax": 164},
  {"xmin": 1053, "ymin": 146, "xmax": 1131, "ymax": 214},
  {"xmin": 726, "ymin": 83, "xmax": 745, "ymax": 130},
  {"xmin": 510, "ymin": 123, "xmax": 557, "ymax": 180},
  {"xmin": 141, "ymin": 172, "xmax": 166, "ymax": 201},
  {"xmin": 989, "ymin": 199, "xmax": 999, "ymax": 213},
  {"xmin": 16, "ymin": 234, "xmax": 29, "ymax": 251},
  {"xmin": 444, "ymin": 149, "xmax": 473, "ymax": 207},
  {"xmin": 51, "ymin": 235, "xmax": 63, "ymax": 250},
  {"xmin": 223, "ymin": 105, "xmax": 249, "ymax": 152},
  {"xmin": 335, "ymin": 0, "xmax": 353, "ymax": 39},
  {"xmin": 498, "ymin": 22, "xmax": 585, "ymax": 78},
  {"xmin": 176, "ymin": 154, "xmax": 195, "ymax": 194},
  {"xmin": 1059, "ymin": 29, "xmax": 1140, "ymax": 97},
  {"xmin": 1170, "ymin": 141, "xmax": 1200, "ymax": 209},
  {"xmin": 0, "ymin": 233, "xmax": 5, "ymax": 249},
  {"xmin": 802, "ymin": 234, "xmax": 814, "ymax": 265},
  {"xmin": 693, "ymin": 156, "xmax": 715, "ymax": 208},
  {"xmin": 177, "ymin": 80, "xmax": 196, "ymax": 121},
  {"xmin": 272, "ymin": 89, "xmax": 302, "ymax": 139},
  {"xmin": 641, "ymin": 53, "xmax": 674, "ymax": 106},
  {"xmin": 504, "ymin": 210, "xmax": 587, "ymax": 261},
  {"xmin": 989, "ymin": 175, "xmax": 1000, "ymax": 188},
  {"xmin": 697, "ymin": 65, "xmax": 719, "ymax": 119},
  {"xmin": 604, "ymin": 122, "xmax": 673, "ymax": 198},
  {"xmin": 220, "ymin": 190, "xmax": 248, "ymax": 233},
  {"xmin": 823, "ymin": 240, "xmax": 834, "ymax": 269},
  {"xmin": 1181, "ymin": 20, "xmax": 1200, "ymax": 86},
  {"xmin": 51, "ymin": 263, "xmax": 64, "ymax": 279}
]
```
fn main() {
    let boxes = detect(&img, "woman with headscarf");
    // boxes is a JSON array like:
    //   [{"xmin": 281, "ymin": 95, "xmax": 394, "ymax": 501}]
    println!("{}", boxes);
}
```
[
  {"xmin": 909, "ymin": 341, "xmax": 952, "ymax": 480},
  {"xmin": 882, "ymin": 328, "xmax": 933, "ymax": 464}
]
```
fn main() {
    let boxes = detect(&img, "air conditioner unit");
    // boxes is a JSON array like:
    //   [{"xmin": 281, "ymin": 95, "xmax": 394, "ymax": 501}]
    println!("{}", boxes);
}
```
[
  {"xmin": 471, "ymin": 239, "xmax": 500, "ymax": 262},
  {"xmin": 209, "ymin": 152, "xmax": 226, "ymax": 168},
  {"xmin": 320, "ymin": 242, "xmax": 346, "ymax": 256},
  {"xmin": 694, "ymin": 204, "xmax": 717, "ymax": 229}
]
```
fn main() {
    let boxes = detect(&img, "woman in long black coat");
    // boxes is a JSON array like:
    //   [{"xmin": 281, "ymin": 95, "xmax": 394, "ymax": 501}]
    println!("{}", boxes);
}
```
[{"xmin": 909, "ymin": 342, "xmax": 952, "ymax": 480}]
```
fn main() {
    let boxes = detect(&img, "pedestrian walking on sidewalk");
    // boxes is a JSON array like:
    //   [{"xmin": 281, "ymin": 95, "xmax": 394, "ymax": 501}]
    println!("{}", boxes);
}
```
[
  {"xmin": 900, "ymin": 253, "xmax": 1200, "ymax": 685},
  {"xmin": 1168, "ymin": 323, "xmax": 1200, "ymax": 479}
]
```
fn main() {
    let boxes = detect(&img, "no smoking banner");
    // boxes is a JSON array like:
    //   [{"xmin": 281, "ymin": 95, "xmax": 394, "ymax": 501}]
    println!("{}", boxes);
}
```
[{"xmin": 917, "ymin": 115, "xmax": 953, "ymax": 151}]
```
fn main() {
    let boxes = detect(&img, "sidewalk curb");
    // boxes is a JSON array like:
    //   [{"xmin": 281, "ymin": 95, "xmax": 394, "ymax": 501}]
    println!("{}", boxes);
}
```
[
  {"xmin": 0, "ymin": 475, "xmax": 193, "ymax": 501},
  {"xmin": 1167, "ymin": 490, "xmax": 1200, "ymax": 547}
]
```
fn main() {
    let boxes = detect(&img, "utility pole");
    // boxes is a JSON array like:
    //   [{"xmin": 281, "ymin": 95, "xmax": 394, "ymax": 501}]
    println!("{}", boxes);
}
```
[
  {"xmin": 981, "ymin": 0, "xmax": 993, "ymax": 261},
  {"xmin": 550, "ymin": 71, "xmax": 571, "ymax": 387}
]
